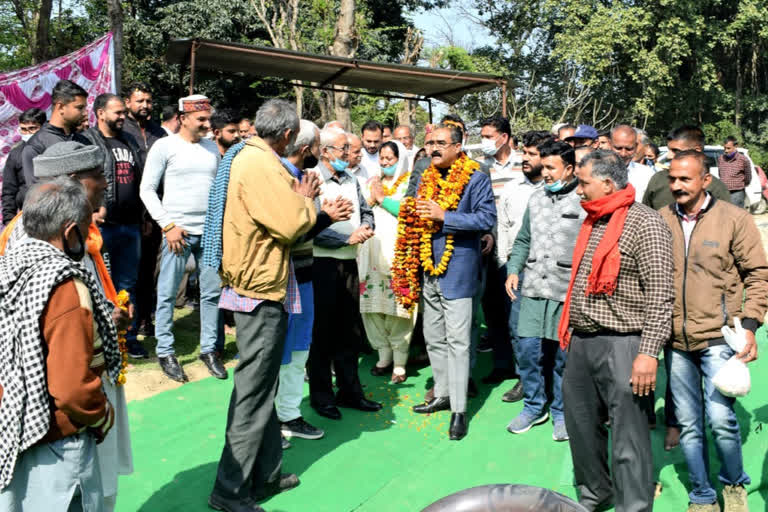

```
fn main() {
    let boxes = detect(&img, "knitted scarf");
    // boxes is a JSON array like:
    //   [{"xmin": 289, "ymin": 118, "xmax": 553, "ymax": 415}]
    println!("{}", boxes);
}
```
[
  {"xmin": 0, "ymin": 240, "xmax": 122, "ymax": 490},
  {"xmin": 558, "ymin": 184, "xmax": 636, "ymax": 349},
  {"xmin": 201, "ymin": 141, "xmax": 247, "ymax": 270}
]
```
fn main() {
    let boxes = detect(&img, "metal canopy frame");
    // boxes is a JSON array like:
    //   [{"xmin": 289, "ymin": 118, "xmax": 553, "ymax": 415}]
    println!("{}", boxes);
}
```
[{"xmin": 166, "ymin": 38, "xmax": 508, "ymax": 120}]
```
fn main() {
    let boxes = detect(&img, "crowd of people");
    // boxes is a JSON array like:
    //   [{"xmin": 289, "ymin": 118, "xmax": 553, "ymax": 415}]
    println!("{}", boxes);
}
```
[{"xmin": 0, "ymin": 77, "xmax": 765, "ymax": 512}]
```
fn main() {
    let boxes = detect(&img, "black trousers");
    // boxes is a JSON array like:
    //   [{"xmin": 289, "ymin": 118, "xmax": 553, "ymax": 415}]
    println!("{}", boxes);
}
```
[
  {"xmin": 481, "ymin": 257, "xmax": 513, "ymax": 370},
  {"xmin": 563, "ymin": 332, "xmax": 654, "ymax": 512},
  {"xmin": 308, "ymin": 257, "xmax": 365, "ymax": 406},
  {"xmin": 135, "ymin": 223, "xmax": 162, "ymax": 326},
  {"xmin": 645, "ymin": 345, "xmax": 678, "ymax": 427},
  {"xmin": 213, "ymin": 302, "xmax": 287, "ymax": 499}
]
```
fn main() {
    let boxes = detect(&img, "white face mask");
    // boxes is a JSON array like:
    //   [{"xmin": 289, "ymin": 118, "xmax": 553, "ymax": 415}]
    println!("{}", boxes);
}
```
[
  {"xmin": 21, "ymin": 133, "xmax": 33, "ymax": 143},
  {"xmin": 480, "ymin": 136, "xmax": 501, "ymax": 157}
]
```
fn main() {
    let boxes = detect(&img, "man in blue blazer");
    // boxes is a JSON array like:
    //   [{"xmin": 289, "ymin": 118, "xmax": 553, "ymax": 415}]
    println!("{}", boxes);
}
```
[{"xmin": 411, "ymin": 123, "xmax": 497, "ymax": 440}]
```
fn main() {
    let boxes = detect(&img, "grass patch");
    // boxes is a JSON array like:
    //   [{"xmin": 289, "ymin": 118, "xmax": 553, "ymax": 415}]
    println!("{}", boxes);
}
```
[{"xmin": 132, "ymin": 307, "xmax": 238, "ymax": 368}]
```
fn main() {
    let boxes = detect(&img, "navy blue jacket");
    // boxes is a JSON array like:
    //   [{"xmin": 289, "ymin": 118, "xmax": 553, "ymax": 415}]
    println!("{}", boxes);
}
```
[{"xmin": 414, "ymin": 169, "xmax": 496, "ymax": 300}]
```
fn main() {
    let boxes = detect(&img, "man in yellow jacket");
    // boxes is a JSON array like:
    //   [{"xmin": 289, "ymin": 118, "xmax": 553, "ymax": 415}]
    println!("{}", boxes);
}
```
[
  {"xmin": 206, "ymin": 99, "xmax": 319, "ymax": 512},
  {"xmin": 660, "ymin": 150, "xmax": 768, "ymax": 512}
]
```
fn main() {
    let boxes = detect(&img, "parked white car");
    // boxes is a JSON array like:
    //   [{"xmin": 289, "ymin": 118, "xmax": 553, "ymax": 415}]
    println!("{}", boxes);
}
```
[{"xmin": 658, "ymin": 145, "xmax": 766, "ymax": 214}]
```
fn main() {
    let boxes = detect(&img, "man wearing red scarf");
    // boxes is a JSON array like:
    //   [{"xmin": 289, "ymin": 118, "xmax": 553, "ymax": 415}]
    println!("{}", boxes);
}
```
[{"xmin": 560, "ymin": 150, "xmax": 674, "ymax": 512}]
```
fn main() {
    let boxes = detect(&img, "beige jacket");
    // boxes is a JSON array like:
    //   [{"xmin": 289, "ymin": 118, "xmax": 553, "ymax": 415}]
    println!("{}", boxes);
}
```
[
  {"xmin": 660, "ymin": 198, "xmax": 768, "ymax": 351},
  {"xmin": 220, "ymin": 137, "xmax": 316, "ymax": 302}
]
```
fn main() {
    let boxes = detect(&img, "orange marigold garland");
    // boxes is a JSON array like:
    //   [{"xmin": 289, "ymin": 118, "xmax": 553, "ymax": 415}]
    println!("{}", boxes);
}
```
[
  {"xmin": 114, "ymin": 289, "xmax": 130, "ymax": 385},
  {"xmin": 391, "ymin": 153, "xmax": 477, "ymax": 310}
]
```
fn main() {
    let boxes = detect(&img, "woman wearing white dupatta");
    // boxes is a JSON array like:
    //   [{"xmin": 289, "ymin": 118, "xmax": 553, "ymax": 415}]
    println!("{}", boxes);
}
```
[{"xmin": 358, "ymin": 141, "xmax": 417, "ymax": 383}]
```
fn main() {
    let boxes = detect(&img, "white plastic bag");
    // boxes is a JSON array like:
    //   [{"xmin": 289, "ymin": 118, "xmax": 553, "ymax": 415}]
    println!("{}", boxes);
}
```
[{"xmin": 712, "ymin": 318, "xmax": 751, "ymax": 397}]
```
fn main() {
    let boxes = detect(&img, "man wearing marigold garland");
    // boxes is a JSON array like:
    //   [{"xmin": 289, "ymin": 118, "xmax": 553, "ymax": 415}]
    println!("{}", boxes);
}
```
[{"xmin": 397, "ymin": 123, "xmax": 496, "ymax": 440}]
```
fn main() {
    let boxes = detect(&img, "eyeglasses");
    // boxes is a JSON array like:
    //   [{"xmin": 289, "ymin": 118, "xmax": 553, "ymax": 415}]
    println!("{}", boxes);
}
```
[
  {"xmin": 424, "ymin": 140, "xmax": 455, "ymax": 149},
  {"xmin": 329, "ymin": 145, "xmax": 350, "ymax": 152}
]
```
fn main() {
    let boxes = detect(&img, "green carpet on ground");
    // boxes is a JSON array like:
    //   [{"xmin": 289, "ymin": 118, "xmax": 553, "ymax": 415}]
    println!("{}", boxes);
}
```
[{"xmin": 117, "ymin": 329, "xmax": 768, "ymax": 512}]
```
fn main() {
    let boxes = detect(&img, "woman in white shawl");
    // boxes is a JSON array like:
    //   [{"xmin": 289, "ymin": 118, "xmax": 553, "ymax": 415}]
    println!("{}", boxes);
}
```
[{"xmin": 358, "ymin": 140, "xmax": 417, "ymax": 384}]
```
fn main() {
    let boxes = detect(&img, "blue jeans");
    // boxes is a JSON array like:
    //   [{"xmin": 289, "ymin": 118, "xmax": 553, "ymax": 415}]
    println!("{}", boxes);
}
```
[
  {"xmin": 513, "ymin": 334, "xmax": 567, "ymax": 422},
  {"xmin": 669, "ymin": 346, "xmax": 750, "ymax": 504},
  {"xmin": 155, "ymin": 234, "xmax": 223, "ymax": 357},
  {"xmin": 101, "ymin": 223, "xmax": 141, "ymax": 341}
]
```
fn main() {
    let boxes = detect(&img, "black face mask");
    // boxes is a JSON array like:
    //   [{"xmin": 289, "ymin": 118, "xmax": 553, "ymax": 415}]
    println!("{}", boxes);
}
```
[
  {"xmin": 62, "ymin": 224, "xmax": 86, "ymax": 261},
  {"xmin": 303, "ymin": 151, "xmax": 318, "ymax": 170}
]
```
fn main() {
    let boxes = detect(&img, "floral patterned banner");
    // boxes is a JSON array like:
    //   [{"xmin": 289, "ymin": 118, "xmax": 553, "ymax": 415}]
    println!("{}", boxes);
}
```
[{"xmin": 0, "ymin": 32, "xmax": 115, "ymax": 171}]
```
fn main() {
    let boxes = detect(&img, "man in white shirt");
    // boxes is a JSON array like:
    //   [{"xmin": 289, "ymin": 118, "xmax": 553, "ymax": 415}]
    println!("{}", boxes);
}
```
[
  {"xmin": 611, "ymin": 124, "xmax": 655, "ymax": 202},
  {"xmin": 394, "ymin": 124, "xmax": 417, "ymax": 163},
  {"xmin": 496, "ymin": 130, "xmax": 550, "ymax": 403},
  {"xmin": 139, "ymin": 94, "xmax": 225, "ymax": 383},
  {"xmin": 477, "ymin": 116, "xmax": 523, "ymax": 385},
  {"xmin": 359, "ymin": 120, "xmax": 383, "ymax": 176},
  {"xmin": 346, "ymin": 133, "xmax": 368, "ymax": 187}
]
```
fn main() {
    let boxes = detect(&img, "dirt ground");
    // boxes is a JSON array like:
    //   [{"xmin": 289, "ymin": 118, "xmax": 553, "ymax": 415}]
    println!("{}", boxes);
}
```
[
  {"xmin": 123, "ymin": 358, "xmax": 238, "ymax": 402},
  {"xmin": 124, "ymin": 212, "xmax": 768, "ymax": 404}
]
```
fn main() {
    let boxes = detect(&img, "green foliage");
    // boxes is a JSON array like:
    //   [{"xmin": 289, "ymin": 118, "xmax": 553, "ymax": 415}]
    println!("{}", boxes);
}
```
[{"xmin": 468, "ymin": 0, "xmax": 768, "ymax": 163}]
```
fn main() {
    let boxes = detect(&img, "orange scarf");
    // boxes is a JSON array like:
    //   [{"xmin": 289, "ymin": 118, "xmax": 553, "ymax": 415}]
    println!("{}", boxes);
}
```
[
  {"xmin": 0, "ymin": 212, "xmax": 22, "ymax": 256},
  {"xmin": 87, "ymin": 223, "xmax": 117, "ymax": 304},
  {"xmin": 558, "ymin": 184, "xmax": 636, "ymax": 349}
]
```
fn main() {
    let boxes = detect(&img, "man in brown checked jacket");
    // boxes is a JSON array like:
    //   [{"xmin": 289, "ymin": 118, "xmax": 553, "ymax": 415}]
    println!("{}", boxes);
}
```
[{"xmin": 560, "ymin": 150, "xmax": 674, "ymax": 512}]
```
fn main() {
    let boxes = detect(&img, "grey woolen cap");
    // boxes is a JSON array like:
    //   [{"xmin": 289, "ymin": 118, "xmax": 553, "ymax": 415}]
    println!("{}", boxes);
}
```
[{"xmin": 33, "ymin": 141, "xmax": 105, "ymax": 178}]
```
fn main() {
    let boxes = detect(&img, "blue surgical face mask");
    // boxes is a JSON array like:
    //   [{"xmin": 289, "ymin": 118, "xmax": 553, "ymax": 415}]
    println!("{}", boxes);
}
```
[
  {"xmin": 544, "ymin": 180, "xmax": 565, "ymax": 193},
  {"xmin": 381, "ymin": 163, "xmax": 398, "ymax": 176},
  {"xmin": 330, "ymin": 158, "xmax": 349, "ymax": 172}
]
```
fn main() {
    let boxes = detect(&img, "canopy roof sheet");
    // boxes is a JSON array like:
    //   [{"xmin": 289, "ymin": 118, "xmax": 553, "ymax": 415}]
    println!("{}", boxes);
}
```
[{"xmin": 166, "ymin": 39, "xmax": 505, "ymax": 104}]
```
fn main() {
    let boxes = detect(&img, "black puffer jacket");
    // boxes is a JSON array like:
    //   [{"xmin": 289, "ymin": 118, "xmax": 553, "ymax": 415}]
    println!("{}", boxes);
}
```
[
  {"xmin": 2, "ymin": 143, "xmax": 25, "ymax": 224},
  {"xmin": 20, "ymin": 123, "xmax": 90, "ymax": 189}
]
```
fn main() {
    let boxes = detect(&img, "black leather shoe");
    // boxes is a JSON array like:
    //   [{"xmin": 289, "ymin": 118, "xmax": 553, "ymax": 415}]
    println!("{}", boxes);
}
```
[
  {"xmin": 200, "ymin": 352, "xmax": 227, "ymax": 379},
  {"xmin": 370, "ymin": 363, "xmax": 393, "ymax": 376},
  {"xmin": 482, "ymin": 367, "xmax": 519, "ymax": 384},
  {"xmin": 449, "ymin": 412, "xmax": 467, "ymax": 440},
  {"xmin": 208, "ymin": 493, "xmax": 265, "ymax": 512},
  {"xmin": 337, "ymin": 397, "xmax": 383, "ymax": 412},
  {"xmin": 252, "ymin": 473, "xmax": 300, "ymax": 502},
  {"xmin": 311, "ymin": 403, "xmax": 342, "ymax": 420},
  {"xmin": 412, "ymin": 396, "xmax": 450, "ymax": 414},
  {"xmin": 158, "ymin": 355, "xmax": 188, "ymax": 383},
  {"xmin": 501, "ymin": 381, "xmax": 524, "ymax": 403}
]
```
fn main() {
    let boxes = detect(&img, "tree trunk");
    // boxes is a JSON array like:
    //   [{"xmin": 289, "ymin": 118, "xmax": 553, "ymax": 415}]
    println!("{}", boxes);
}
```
[
  {"xmin": 330, "ymin": 0, "xmax": 356, "ymax": 129},
  {"xmin": 734, "ymin": 46, "xmax": 742, "ymax": 130},
  {"xmin": 106, "ymin": 0, "xmax": 124, "ymax": 93},
  {"xmin": 294, "ymin": 85, "xmax": 304, "ymax": 117},
  {"xmin": 33, "ymin": 0, "xmax": 53, "ymax": 63},
  {"xmin": 397, "ymin": 28, "xmax": 424, "ymax": 127}
]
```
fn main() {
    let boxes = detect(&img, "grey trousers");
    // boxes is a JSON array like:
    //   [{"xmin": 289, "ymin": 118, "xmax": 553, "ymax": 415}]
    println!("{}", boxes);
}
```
[
  {"xmin": 729, "ymin": 189, "xmax": 746, "ymax": 208},
  {"xmin": 563, "ymin": 332, "xmax": 654, "ymax": 512},
  {"xmin": 422, "ymin": 275, "xmax": 473, "ymax": 413},
  {"xmin": 213, "ymin": 302, "xmax": 288, "ymax": 500}
]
